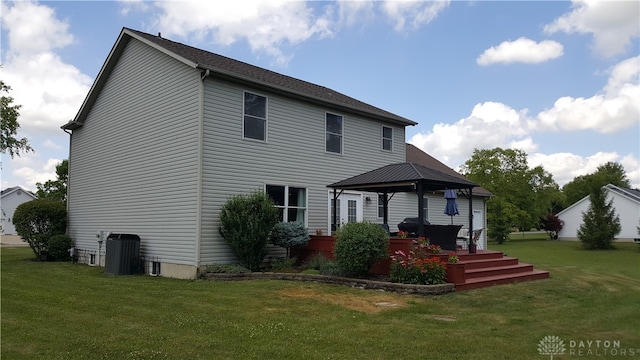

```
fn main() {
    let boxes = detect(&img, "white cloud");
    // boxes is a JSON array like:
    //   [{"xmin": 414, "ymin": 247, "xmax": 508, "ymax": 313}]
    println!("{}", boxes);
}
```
[
  {"xmin": 528, "ymin": 151, "xmax": 639, "ymax": 188},
  {"xmin": 544, "ymin": 0, "xmax": 640, "ymax": 58},
  {"xmin": 409, "ymin": 101, "xmax": 530, "ymax": 165},
  {"xmin": 409, "ymin": 56, "xmax": 639, "ymax": 187},
  {"xmin": 477, "ymin": 37, "xmax": 563, "ymax": 66},
  {"xmin": 0, "ymin": 1, "xmax": 92, "ymax": 136},
  {"xmin": 336, "ymin": 1, "xmax": 375, "ymax": 28},
  {"xmin": 140, "ymin": 0, "xmax": 333, "ymax": 65},
  {"xmin": 0, "ymin": 1, "xmax": 90, "ymax": 190},
  {"xmin": 382, "ymin": 0, "xmax": 450, "ymax": 32},
  {"xmin": 535, "ymin": 56, "xmax": 639, "ymax": 134}
]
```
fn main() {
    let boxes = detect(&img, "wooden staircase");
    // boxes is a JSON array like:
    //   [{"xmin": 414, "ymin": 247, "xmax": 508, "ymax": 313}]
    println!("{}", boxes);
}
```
[{"xmin": 449, "ymin": 250, "xmax": 549, "ymax": 291}]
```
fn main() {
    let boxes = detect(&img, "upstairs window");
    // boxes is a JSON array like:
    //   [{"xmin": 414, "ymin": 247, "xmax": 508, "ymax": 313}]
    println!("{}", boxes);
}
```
[
  {"xmin": 243, "ymin": 92, "xmax": 267, "ymax": 141},
  {"xmin": 326, "ymin": 113, "xmax": 343, "ymax": 154},
  {"xmin": 382, "ymin": 126, "xmax": 393, "ymax": 151}
]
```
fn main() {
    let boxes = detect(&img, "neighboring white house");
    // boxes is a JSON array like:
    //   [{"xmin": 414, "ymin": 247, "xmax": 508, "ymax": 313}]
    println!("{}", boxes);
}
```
[
  {"xmin": 62, "ymin": 28, "xmax": 488, "ymax": 279},
  {"xmin": 557, "ymin": 184, "xmax": 640, "ymax": 241},
  {"xmin": 1, "ymin": 186, "xmax": 37, "ymax": 235}
]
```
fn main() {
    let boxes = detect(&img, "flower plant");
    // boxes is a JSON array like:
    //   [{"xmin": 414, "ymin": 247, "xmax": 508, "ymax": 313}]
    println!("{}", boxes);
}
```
[
  {"xmin": 448, "ymin": 251, "xmax": 459, "ymax": 263},
  {"xmin": 389, "ymin": 237, "xmax": 447, "ymax": 285}
]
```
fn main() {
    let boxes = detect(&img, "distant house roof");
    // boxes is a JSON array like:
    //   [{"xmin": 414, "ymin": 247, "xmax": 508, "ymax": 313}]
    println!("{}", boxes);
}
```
[
  {"xmin": 557, "ymin": 183, "xmax": 640, "ymax": 216},
  {"xmin": 1, "ymin": 186, "xmax": 37, "ymax": 199},
  {"xmin": 406, "ymin": 144, "xmax": 492, "ymax": 197},
  {"xmin": 63, "ymin": 28, "xmax": 416, "ymax": 130},
  {"xmin": 606, "ymin": 184, "xmax": 640, "ymax": 203},
  {"xmin": 328, "ymin": 162, "xmax": 478, "ymax": 193}
]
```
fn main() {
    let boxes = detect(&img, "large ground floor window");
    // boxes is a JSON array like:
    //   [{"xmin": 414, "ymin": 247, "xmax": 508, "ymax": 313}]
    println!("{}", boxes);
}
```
[{"xmin": 266, "ymin": 185, "xmax": 307, "ymax": 224}]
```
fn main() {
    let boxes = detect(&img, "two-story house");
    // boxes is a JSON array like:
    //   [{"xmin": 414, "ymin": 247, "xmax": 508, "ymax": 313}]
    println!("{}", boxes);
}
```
[{"xmin": 63, "ymin": 28, "xmax": 488, "ymax": 278}]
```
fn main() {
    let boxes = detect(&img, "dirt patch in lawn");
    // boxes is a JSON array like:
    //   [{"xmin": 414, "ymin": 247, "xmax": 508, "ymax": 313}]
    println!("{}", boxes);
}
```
[{"xmin": 278, "ymin": 287, "xmax": 411, "ymax": 314}]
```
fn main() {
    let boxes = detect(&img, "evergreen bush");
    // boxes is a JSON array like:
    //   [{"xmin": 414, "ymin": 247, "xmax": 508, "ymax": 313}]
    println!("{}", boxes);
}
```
[
  {"xmin": 269, "ymin": 221, "xmax": 310, "ymax": 257},
  {"xmin": 13, "ymin": 199, "xmax": 67, "ymax": 260},
  {"xmin": 333, "ymin": 222, "xmax": 389, "ymax": 275},
  {"xmin": 219, "ymin": 191, "xmax": 279, "ymax": 271},
  {"xmin": 578, "ymin": 187, "xmax": 621, "ymax": 250}
]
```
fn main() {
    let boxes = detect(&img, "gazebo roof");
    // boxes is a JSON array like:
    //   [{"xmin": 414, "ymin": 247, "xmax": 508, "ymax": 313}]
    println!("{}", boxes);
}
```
[{"xmin": 328, "ymin": 162, "xmax": 478, "ymax": 193}]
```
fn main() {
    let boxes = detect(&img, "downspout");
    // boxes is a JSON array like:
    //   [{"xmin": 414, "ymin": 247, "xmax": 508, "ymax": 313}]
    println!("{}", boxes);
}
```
[
  {"xmin": 63, "ymin": 127, "xmax": 72, "ymax": 246},
  {"xmin": 417, "ymin": 182, "xmax": 425, "ymax": 237},
  {"xmin": 195, "ymin": 69, "xmax": 209, "ymax": 275}
]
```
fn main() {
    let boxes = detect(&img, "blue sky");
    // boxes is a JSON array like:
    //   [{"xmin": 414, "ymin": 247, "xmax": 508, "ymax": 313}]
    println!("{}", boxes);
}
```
[{"xmin": 1, "ymin": 0, "xmax": 638, "ymax": 192}]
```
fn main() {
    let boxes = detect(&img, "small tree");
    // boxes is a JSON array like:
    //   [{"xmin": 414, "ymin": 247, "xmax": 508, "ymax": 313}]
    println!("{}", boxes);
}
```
[
  {"xmin": 540, "ymin": 213, "xmax": 564, "ymax": 240},
  {"xmin": 36, "ymin": 159, "xmax": 68, "ymax": 204},
  {"xmin": 13, "ymin": 199, "xmax": 67, "ymax": 259},
  {"xmin": 269, "ymin": 221, "xmax": 310, "ymax": 258},
  {"xmin": 577, "ymin": 187, "xmax": 621, "ymax": 250},
  {"xmin": 1, "ymin": 80, "xmax": 33, "ymax": 158},
  {"xmin": 219, "ymin": 191, "xmax": 279, "ymax": 271},
  {"xmin": 334, "ymin": 222, "xmax": 389, "ymax": 275},
  {"xmin": 488, "ymin": 198, "xmax": 512, "ymax": 244}
]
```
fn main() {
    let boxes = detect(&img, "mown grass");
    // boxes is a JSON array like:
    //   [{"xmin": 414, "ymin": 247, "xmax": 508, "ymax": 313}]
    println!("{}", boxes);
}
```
[{"xmin": 2, "ymin": 241, "xmax": 639, "ymax": 359}]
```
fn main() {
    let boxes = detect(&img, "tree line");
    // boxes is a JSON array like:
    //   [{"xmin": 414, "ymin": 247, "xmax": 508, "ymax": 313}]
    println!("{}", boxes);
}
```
[{"xmin": 461, "ymin": 147, "xmax": 629, "ymax": 247}]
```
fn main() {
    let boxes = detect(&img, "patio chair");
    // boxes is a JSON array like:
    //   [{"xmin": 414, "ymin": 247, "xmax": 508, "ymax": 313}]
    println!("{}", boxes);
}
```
[{"xmin": 472, "ymin": 228, "xmax": 484, "ymax": 250}]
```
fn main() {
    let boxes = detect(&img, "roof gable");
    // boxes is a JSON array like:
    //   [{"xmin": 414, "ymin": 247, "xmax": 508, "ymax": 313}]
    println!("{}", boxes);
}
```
[
  {"xmin": 64, "ymin": 27, "xmax": 416, "ymax": 130},
  {"xmin": 406, "ymin": 144, "xmax": 492, "ymax": 197}
]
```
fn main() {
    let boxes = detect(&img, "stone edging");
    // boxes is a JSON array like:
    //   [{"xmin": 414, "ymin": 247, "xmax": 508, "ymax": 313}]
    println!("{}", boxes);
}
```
[{"xmin": 201, "ymin": 272, "xmax": 455, "ymax": 296}]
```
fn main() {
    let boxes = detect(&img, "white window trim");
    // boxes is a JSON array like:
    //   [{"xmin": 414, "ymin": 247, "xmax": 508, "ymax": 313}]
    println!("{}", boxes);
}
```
[
  {"xmin": 242, "ymin": 90, "xmax": 268, "ymax": 142},
  {"xmin": 325, "ymin": 112, "xmax": 343, "ymax": 155},
  {"xmin": 266, "ymin": 184, "xmax": 308, "ymax": 226},
  {"xmin": 381, "ymin": 125, "xmax": 393, "ymax": 152}
]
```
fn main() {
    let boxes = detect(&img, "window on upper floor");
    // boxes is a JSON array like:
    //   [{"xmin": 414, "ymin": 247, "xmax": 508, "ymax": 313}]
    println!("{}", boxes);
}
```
[
  {"xmin": 243, "ymin": 92, "xmax": 267, "ymax": 141},
  {"xmin": 266, "ymin": 185, "xmax": 307, "ymax": 224},
  {"xmin": 382, "ymin": 126, "xmax": 393, "ymax": 151},
  {"xmin": 325, "ymin": 113, "xmax": 343, "ymax": 154}
]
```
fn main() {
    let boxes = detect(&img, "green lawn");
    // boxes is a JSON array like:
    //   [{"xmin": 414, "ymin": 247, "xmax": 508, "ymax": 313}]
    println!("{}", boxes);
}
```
[{"xmin": 2, "ymin": 242, "xmax": 639, "ymax": 360}]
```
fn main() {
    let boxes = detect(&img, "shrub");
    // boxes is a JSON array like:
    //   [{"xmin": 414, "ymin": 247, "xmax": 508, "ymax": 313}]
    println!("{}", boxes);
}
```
[
  {"xmin": 269, "ymin": 257, "xmax": 297, "ymax": 272},
  {"xmin": 300, "ymin": 254, "xmax": 343, "ymax": 276},
  {"xmin": 390, "ymin": 239, "xmax": 447, "ymax": 285},
  {"xmin": 48, "ymin": 234, "xmax": 73, "ymax": 261},
  {"xmin": 13, "ymin": 199, "xmax": 67, "ymax": 260},
  {"xmin": 269, "ymin": 221, "xmax": 310, "ymax": 257},
  {"xmin": 540, "ymin": 213, "xmax": 564, "ymax": 240},
  {"xmin": 205, "ymin": 264, "xmax": 251, "ymax": 274},
  {"xmin": 333, "ymin": 222, "xmax": 389, "ymax": 275},
  {"xmin": 219, "ymin": 191, "xmax": 279, "ymax": 271}
]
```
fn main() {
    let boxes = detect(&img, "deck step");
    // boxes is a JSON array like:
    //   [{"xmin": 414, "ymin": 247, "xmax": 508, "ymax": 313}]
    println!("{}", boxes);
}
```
[
  {"xmin": 456, "ymin": 270, "xmax": 550, "ymax": 291},
  {"xmin": 461, "ymin": 256, "xmax": 519, "ymax": 269},
  {"xmin": 465, "ymin": 263, "xmax": 534, "ymax": 279}
]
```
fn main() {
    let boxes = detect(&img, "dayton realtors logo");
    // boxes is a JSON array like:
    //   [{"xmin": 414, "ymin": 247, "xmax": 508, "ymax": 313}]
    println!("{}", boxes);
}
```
[
  {"xmin": 538, "ymin": 335, "xmax": 638, "ymax": 358},
  {"xmin": 538, "ymin": 335, "xmax": 566, "ymax": 359}
]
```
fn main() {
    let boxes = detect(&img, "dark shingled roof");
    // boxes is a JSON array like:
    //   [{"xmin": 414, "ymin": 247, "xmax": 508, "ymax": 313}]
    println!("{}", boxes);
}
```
[
  {"xmin": 406, "ymin": 144, "xmax": 492, "ymax": 197},
  {"xmin": 126, "ymin": 28, "xmax": 416, "ymax": 126},
  {"xmin": 328, "ymin": 162, "xmax": 478, "ymax": 193}
]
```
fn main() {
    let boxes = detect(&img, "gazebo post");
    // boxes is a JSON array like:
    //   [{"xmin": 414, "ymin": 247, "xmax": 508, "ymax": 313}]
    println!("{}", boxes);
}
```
[
  {"xmin": 332, "ymin": 188, "xmax": 338, "ymax": 233},
  {"xmin": 382, "ymin": 191, "xmax": 389, "ymax": 226},
  {"xmin": 468, "ymin": 187, "xmax": 475, "ymax": 253},
  {"xmin": 417, "ymin": 181, "xmax": 425, "ymax": 238}
]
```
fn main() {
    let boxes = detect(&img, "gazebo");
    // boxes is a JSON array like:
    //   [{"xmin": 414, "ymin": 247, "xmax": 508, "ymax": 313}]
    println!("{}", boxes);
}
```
[{"xmin": 328, "ymin": 162, "xmax": 479, "ymax": 252}]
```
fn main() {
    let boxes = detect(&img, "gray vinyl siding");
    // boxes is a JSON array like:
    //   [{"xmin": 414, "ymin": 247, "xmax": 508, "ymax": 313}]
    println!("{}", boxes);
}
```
[
  {"xmin": 67, "ymin": 38, "xmax": 201, "ymax": 265},
  {"xmin": 199, "ymin": 79, "xmax": 406, "ymax": 264}
]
